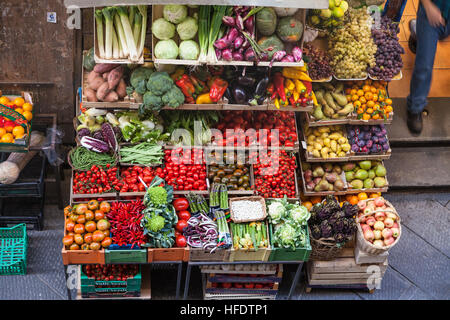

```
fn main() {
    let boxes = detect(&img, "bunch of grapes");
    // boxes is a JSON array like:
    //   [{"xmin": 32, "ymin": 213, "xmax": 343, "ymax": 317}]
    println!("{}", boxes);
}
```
[
  {"xmin": 328, "ymin": 8, "xmax": 377, "ymax": 79},
  {"xmin": 303, "ymin": 43, "xmax": 333, "ymax": 80},
  {"xmin": 368, "ymin": 16, "xmax": 404, "ymax": 80}
]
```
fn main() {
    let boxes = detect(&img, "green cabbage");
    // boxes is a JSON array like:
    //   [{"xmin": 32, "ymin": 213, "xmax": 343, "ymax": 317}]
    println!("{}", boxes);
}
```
[
  {"xmin": 152, "ymin": 18, "xmax": 175, "ymax": 40},
  {"xmin": 267, "ymin": 201, "xmax": 286, "ymax": 224},
  {"xmin": 176, "ymin": 17, "xmax": 198, "ymax": 40},
  {"xmin": 163, "ymin": 5, "xmax": 188, "ymax": 24},
  {"xmin": 154, "ymin": 39, "xmax": 179, "ymax": 59},
  {"xmin": 290, "ymin": 205, "xmax": 310, "ymax": 226},
  {"xmin": 179, "ymin": 40, "xmax": 199, "ymax": 60}
]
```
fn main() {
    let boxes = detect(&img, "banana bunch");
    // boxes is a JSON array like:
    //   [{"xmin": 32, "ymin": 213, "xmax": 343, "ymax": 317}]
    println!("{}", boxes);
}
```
[
  {"xmin": 305, "ymin": 125, "xmax": 351, "ymax": 159},
  {"xmin": 310, "ymin": 82, "xmax": 354, "ymax": 121}
]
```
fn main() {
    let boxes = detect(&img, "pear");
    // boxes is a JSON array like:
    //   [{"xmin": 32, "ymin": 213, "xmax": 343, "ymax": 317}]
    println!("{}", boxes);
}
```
[
  {"xmin": 374, "ymin": 177, "xmax": 386, "ymax": 188},
  {"xmin": 350, "ymin": 179, "xmax": 364, "ymax": 189},
  {"xmin": 363, "ymin": 178, "xmax": 375, "ymax": 189},
  {"xmin": 375, "ymin": 164, "xmax": 387, "ymax": 177},
  {"xmin": 355, "ymin": 169, "xmax": 369, "ymax": 180},
  {"xmin": 359, "ymin": 160, "xmax": 372, "ymax": 170}
]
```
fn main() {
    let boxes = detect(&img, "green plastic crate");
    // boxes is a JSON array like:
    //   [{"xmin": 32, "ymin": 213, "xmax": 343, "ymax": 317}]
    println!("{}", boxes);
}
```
[
  {"xmin": 268, "ymin": 223, "xmax": 312, "ymax": 262},
  {"xmin": 80, "ymin": 265, "xmax": 141, "ymax": 294},
  {"xmin": 104, "ymin": 249, "xmax": 147, "ymax": 264},
  {"xmin": 0, "ymin": 223, "xmax": 27, "ymax": 275}
]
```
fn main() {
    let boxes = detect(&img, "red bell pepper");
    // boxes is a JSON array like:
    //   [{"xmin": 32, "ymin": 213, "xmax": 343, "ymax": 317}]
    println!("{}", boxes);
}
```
[
  {"xmin": 209, "ymin": 78, "xmax": 228, "ymax": 102},
  {"xmin": 273, "ymin": 72, "xmax": 286, "ymax": 102}
]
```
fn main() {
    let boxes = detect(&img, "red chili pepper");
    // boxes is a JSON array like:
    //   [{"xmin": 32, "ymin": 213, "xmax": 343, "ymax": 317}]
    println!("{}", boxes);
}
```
[{"xmin": 273, "ymin": 72, "xmax": 286, "ymax": 102}]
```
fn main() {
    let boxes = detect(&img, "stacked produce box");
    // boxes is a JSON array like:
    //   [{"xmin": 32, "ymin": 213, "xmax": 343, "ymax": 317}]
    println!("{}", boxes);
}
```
[{"xmin": 63, "ymin": 1, "xmax": 404, "ymax": 299}]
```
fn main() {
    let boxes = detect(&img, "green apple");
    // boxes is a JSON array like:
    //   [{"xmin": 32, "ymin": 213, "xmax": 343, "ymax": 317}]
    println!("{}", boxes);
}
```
[
  {"xmin": 332, "ymin": 7, "xmax": 345, "ymax": 19},
  {"xmin": 329, "ymin": 0, "xmax": 336, "ymax": 9},
  {"xmin": 334, "ymin": 0, "xmax": 342, "ymax": 7},
  {"xmin": 340, "ymin": 1, "xmax": 349, "ymax": 12}
]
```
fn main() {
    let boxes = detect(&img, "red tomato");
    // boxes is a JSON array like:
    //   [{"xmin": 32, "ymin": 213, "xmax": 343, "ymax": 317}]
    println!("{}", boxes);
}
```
[
  {"xmin": 175, "ymin": 235, "xmax": 187, "ymax": 247},
  {"xmin": 177, "ymin": 210, "xmax": 191, "ymax": 221},
  {"xmin": 175, "ymin": 220, "xmax": 188, "ymax": 232},
  {"xmin": 173, "ymin": 198, "xmax": 189, "ymax": 211}
]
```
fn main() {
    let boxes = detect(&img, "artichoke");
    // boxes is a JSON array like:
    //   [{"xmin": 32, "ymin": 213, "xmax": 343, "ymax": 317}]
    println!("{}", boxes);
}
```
[{"xmin": 311, "ymin": 225, "xmax": 321, "ymax": 239}]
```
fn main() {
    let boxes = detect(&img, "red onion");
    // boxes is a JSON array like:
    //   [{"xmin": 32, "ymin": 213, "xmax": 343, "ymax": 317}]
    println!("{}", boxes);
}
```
[
  {"xmin": 222, "ymin": 48, "xmax": 233, "ymax": 61},
  {"xmin": 214, "ymin": 37, "xmax": 230, "ymax": 50},
  {"xmin": 226, "ymin": 28, "xmax": 239, "ymax": 43},
  {"xmin": 222, "ymin": 16, "xmax": 235, "ymax": 27},
  {"xmin": 234, "ymin": 35, "xmax": 244, "ymax": 49},
  {"xmin": 292, "ymin": 46, "xmax": 303, "ymax": 62},
  {"xmin": 244, "ymin": 15, "xmax": 254, "ymax": 32},
  {"xmin": 281, "ymin": 54, "xmax": 295, "ymax": 62}
]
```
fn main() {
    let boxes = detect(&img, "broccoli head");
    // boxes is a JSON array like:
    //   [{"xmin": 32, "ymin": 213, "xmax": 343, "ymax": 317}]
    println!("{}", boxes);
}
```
[
  {"xmin": 147, "ymin": 186, "xmax": 168, "ymax": 206},
  {"xmin": 162, "ymin": 86, "xmax": 185, "ymax": 108},
  {"xmin": 146, "ymin": 213, "xmax": 166, "ymax": 233},
  {"xmin": 147, "ymin": 72, "xmax": 174, "ymax": 96},
  {"xmin": 130, "ymin": 67, "xmax": 154, "ymax": 88},
  {"xmin": 143, "ymin": 91, "xmax": 164, "ymax": 110}
]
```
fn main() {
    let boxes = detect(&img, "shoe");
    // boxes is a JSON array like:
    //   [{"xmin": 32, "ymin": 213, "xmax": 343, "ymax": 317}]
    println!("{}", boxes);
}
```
[
  {"xmin": 407, "ymin": 110, "xmax": 423, "ymax": 134},
  {"xmin": 408, "ymin": 19, "xmax": 417, "ymax": 54}
]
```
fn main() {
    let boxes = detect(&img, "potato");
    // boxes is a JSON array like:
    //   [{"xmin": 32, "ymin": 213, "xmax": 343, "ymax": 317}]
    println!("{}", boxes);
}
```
[
  {"xmin": 96, "ymin": 82, "xmax": 110, "ymax": 101},
  {"xmin": 93, "ymin": 63, "xmax": 117, "ymax": 74},
  {"xmin": 102, "ymin": 72, "xmax": 110, "ymax": 80},
  {"xmin": 87, "ymin": 70, "xmax": 100, "ymax": 84},
  {"xmin": 89, "ymin": 77, "xmax": 105, "ymax": 91},
  {"xmin": 107, "ymin": 66, "xmax": 124, "ymax": 90},
  {"xmin": 85, "ymin": 88, "xmax": 98, "ymax": 102},
  {"xmin": 115, "ymin": 79, "xmax": 127, "ymax": 98},
  {"xmin": 103, "ymin": 91, "xmax": 119, "ymax": 102}
]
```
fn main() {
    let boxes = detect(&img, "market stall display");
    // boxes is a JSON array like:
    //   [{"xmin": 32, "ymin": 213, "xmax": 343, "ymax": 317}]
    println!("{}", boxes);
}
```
[{"xmin": 63, "ymin": 1, "xmax": 406, "ymax": 299}]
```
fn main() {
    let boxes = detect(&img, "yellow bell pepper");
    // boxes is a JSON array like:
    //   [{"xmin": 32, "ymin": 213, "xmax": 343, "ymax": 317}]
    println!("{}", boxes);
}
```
[
  {"xmin": 196, "ymin": 93, "xmax": 213, "ymax": 104},
  {"xmin": 280, "ymin": 98, "xmax": 288, "ymax": 107},
  {"xmin": 274, "ymin": 98, "xmax": 280, "ymax": 109},
  {"xmin": 294, "ymin": 79, "xmax": 306, "ymax": 94},
  {"xmin": 285, "ymin": 79, "xmax": 295, "ymax": 91},
  {"xmin": 284, "ymin": 87, "xmax": 291, "ymax": 98},
  {"xmin": 293, "ymin": 89, "xmax": 299, "ymax": 102},
  {"xmin": 282, "ymin": 67, "xmax": 313, "ymax": 82},
  {"xmin": 290, "ymin": 65, "xmax": 308, "ymax": 73}
]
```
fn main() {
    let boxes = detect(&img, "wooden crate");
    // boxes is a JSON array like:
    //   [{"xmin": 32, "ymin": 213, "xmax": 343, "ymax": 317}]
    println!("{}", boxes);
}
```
[
  {"xmin": 229, "ymin": 196, "xmax": 266, "ymax": 223},
  {"xmin": 354, "ymin": 246, "xmax": 389, "ymax": 265},
  {"xmin": 228, "ymin": 222, "xmax": 271, "ymax": 262},
  {"xmin": 93, "ymin": 7, "xmax": 144, "ymax": 65},
  {"xmin": 147, "ymin": 247, "xmax": 189, "ymax": 262},
  {"xmin": 151, "ymin": 5, "xmax": 200, "ymax": 66},
  {"xmin": 189, "ymin": 248, "xmax": 231, "ymax": 262},
  {"xmin": 62, "ymin": 246, "xmax": 105, "ymax": 265}
]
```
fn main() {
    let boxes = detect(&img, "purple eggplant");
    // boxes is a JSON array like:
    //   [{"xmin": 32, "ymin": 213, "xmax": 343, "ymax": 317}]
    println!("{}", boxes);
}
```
[
  {"xmin": 222, "ymin": 16, "xmax": 235, "ymax": 27},
  {"xmin": 292, "ymin": 46, "xmax": 303, "ymax": 62},
  {"xmin": 234, "ymin": 35, "xmax": 244, "ymax": 50},
  {"xmin": 222, "ymin": 48, "xmax": 233, "ymax": 61},
  {"xmin": 238, "ymin": 75, "xmax": 256, "ymax": 87},
  {"xmin": 232, "ymin": 84, "xmax": 247, "ymax": 104}
]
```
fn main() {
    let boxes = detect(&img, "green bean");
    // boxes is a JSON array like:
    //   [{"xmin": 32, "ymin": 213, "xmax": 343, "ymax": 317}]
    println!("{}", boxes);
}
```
[{"xmin": 70, "ymin": 146, "xmax": 116, "ymax": 170}]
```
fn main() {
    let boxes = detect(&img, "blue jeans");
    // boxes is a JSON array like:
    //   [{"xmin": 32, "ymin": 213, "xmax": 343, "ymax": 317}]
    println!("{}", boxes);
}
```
[{"xmin": 407, "ymin": 4, "xmax": 450, "ymax": 114}]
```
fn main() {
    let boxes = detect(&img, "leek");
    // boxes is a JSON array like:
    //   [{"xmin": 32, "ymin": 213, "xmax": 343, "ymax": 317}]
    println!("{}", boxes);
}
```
[
  {"xmin": 102, "ymin": 7, "xmax": 115, "ymax": 60},
  {"xmin": 95, "ymin": 10, "xmax": 105, "ymax": 58},
  {"xmin": 137, "ymin": 5, "xmax": 148, "ymax": 60},
  {"xmin": 128, "ymin": 6, "xmax": 136, "ymax": 26},
  {"xmin": 114, "ymin": 11, "xmax": 129, "ymax": 57},
  {"xmin": 116, "ymin": 6, "xmax": 138, "ymax": 61},
  {"xmin": 112, "ymin": 26, "xmax": 119, "ymax": 59},
  {"xmin": 133, "ymin": 11, "xmax": 142, "ymax": 49}
]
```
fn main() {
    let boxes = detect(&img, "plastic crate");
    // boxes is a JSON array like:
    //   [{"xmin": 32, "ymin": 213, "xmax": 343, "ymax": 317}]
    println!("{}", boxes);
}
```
[
  {"xmin": 80, "ymin": 265, "xmax": 141, "ymax": 296},
  {"xmin": 105, "ymin": 247, "xmax": 147, "ymax": 264},
  {"xmin": 268, "ymin": 223, "xmax": 312, "ymax": 262},
  {"xmin": 0, "ymin": 224, "xmax": 27, "ymax": 275}
]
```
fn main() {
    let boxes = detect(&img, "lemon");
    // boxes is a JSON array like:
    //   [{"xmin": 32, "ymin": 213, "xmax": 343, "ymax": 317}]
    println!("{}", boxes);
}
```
[
  {"xmin": 320, "ymin": 8, "xmax": 332, "ymax": 19},
  {"xmin": 329, "ymin": 0, "xmax": 335, "ymax": 9},
  {"xmin": 340, "ymin": 1, "xmax": 349, "ymax": 12},
  {"xmin": 332, "ymin": 7, "xmax": 345, "ymax": 19}
]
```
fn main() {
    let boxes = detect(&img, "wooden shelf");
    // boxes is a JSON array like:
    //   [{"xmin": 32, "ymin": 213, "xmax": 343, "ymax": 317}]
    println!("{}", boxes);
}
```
[{"xmin": 65, "ymin": 0, "xmax": 329, "ymax": 9}]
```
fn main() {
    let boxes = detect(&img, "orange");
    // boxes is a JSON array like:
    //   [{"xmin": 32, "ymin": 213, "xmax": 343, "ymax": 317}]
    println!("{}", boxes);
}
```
[
  {"xmin": 367, "ymin": 100, "xmax": 375, "ymax": 108},
  {"xmin": 349, "ymin": 195, "xmax": 359, "ymax": 205},
  {"xmin": 311, "ymin": 196, "xmax": 322, "ymax": 205},
  {"xmin": 362, "ymin": 113, "xmax": 371, "ymax": 120},
  {"xmin": 357, "ymin": 107, "xmax": 364, "ymax": 114},
  {"xmin": 369, "ymin": 192, "xmax": 381, "ymax": 198},
  {"xmin": 23, "ymin": 111, "xmax": 32, "ymax": 121},
  {"xmin": 366, "ymin": 108, "xmax": 374, "ymax": 114},
  {"xmin": 0, "ymin": 128, "xmax": 6, "ymax": 137},
  {"xmin": 22, "ymin": 103, "xmax": 33, "ymax": 111},
  {"xmin": 4, "ymin": 121, "xmax": 15, "ymax": 132},
  {"xmin": 364, "ymin": 92, "xmax": 373, "ymax": 100},
  {"xmin": 1, "ymin": 133, "xmax": 14, "ymax": 143},
  {"xmin": 345, "ymin": 88, "xmax": 352, "ymax": 95},
  {"xmin": 350, "ymin": 89, "xmax": 357, "ymax": 96},
  {"xmin": 346, "ymin": 95, "xmax": 352, "ymax": 102},
  {"xmin": 303, "ymin": 201, "xmax": 313, "ymax": 211},
  {"xmin": 0, "ymin": 96, "xmax": 10, "ymax": 105},
  {"xmin": 374, "ymin": 104, "xmax": 381, "ymax": 110},
  {"xmin": 372, "ymin": 114, "xmax": 380, "ymax": 120},
  {"xmin": 385, "ymin": 98, "xmax": 392, "ymax": 105},
  {"xmin": 12, "ymin": 126, "xmax": 25, "ymax": 138},
  {"xmin": 357, "ymin": 192, "xmax": 368, "ymax": 201},
  {"xmin": 15, "ymin": 108, "xmax": 24, "ymax": 114},
  {"xmin": 385, "ymin": 106, "xmax": 393, "ymax": 113},
  {"xmin": 378, "ymin": 95, "xmax": 385, "ymax": 102},
  {"xmin": 357, "ymin": 89, "xmax": 364, "ymax": 97},
  {"xmin": 13, "ymin": 97, "xmax": 25, "ymax": 107},
  {"xmin": 372, "ymin": 95, "xmax": 378, "ymax": 102},
  {"xmin": 370, "ymin": 87, "xmax": 377, "ymax": 94},
  {"xmin": 359, "ymin": 97, "xmax": 367, "ymax": 104},
  {"xmin": 351, "ymin": 95, "xmax": 359, "ymax": 102},
  {"xmin": 353, "ymin": 100, "xmax": 361, "ymax": 108}
]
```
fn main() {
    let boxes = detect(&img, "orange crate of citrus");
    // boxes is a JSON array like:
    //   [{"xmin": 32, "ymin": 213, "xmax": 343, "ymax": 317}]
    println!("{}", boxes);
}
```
[
  {"xmin": 345, "ymin": 79, "xmax": 393, "ymax": 121},
  {"xmin": 0, "ymin": 91, "xmax": 34, "ymax": 151}
]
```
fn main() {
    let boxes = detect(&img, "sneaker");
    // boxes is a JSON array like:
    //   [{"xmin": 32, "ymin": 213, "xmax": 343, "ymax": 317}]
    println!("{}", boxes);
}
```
[{"xmin": 407, "ymin": 109, "xmax": 423, "ymax": 134}]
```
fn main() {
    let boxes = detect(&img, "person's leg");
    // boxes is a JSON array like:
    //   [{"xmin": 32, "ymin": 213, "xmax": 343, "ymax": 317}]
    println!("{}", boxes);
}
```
[{"xmin": 407, "ymin": 4, "xmax": 441, "ymax": 115}]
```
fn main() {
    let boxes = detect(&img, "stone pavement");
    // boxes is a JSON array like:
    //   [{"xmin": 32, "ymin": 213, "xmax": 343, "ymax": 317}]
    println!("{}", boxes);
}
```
[{"xmin": 0, "ymin": 191, "xmax": 449, "ymax": 300}]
